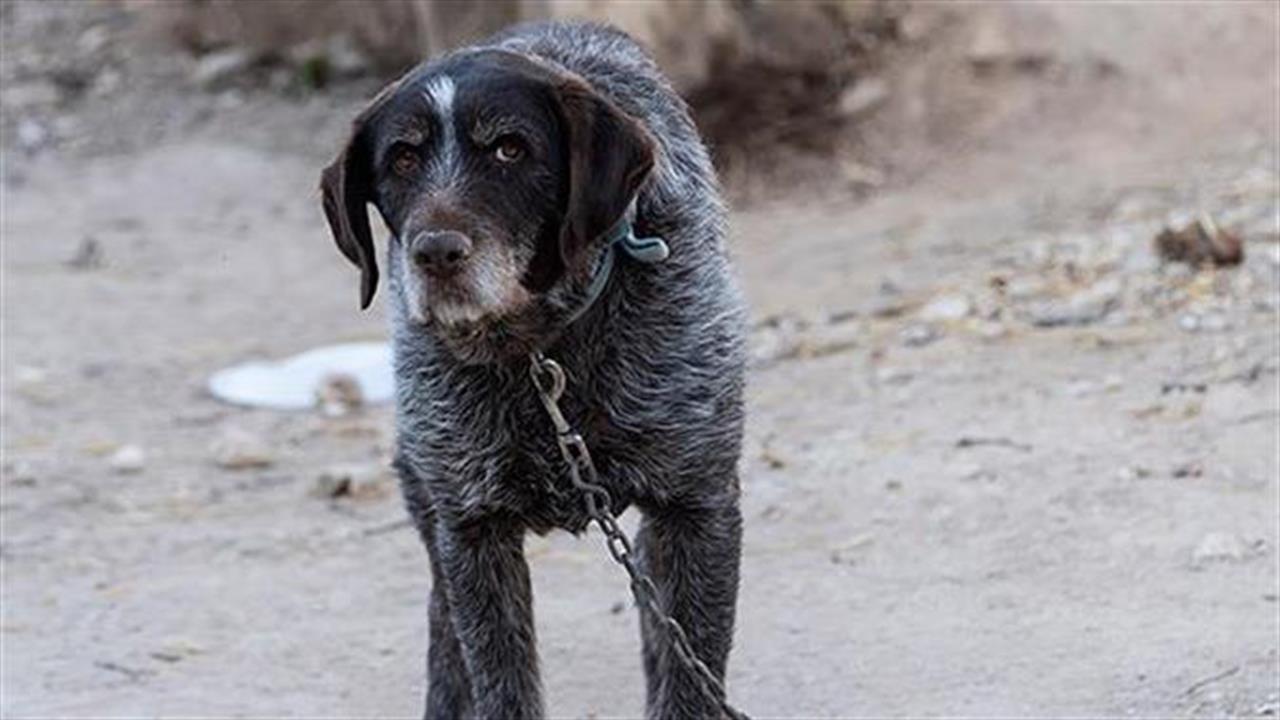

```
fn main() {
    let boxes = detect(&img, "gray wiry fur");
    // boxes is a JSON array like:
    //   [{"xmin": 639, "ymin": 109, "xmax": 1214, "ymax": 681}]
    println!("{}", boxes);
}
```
[{"xmin": 388, "ymin": 22, "xmax": 747, "ymax": 720}]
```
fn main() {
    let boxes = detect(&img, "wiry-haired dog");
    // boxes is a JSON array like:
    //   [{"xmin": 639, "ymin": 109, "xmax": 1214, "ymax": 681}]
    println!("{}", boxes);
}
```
[{"xmin": 320, "ymin": 21, "xmax": 747, "ymax": 720}]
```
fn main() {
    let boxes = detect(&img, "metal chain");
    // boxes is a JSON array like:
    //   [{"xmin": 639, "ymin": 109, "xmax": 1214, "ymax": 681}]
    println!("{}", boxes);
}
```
[{"xmin": 529, "ymin": 352, "xmax": 750, "ymax": 720}]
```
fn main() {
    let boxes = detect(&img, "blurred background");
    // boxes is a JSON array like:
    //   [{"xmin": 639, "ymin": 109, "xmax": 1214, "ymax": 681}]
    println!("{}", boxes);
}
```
[{"xmin": 2, "ymin": 1, "xmax": 1277, "ymax": 717}]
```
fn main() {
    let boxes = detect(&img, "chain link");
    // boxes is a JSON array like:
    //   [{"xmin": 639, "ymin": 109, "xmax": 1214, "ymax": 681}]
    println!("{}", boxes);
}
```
[{"xmin": 529, "ymin": 352, "xmax": 750, "ymax": 720}]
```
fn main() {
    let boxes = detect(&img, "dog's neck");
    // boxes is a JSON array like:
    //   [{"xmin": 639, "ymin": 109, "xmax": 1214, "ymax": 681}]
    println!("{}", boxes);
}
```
[{"xmin": 563, "ymin": 215, "xmax": 669, "ymax": 325}]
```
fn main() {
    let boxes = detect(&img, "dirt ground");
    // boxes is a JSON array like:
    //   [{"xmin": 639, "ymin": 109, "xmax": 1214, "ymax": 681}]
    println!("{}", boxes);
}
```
[{"xmin": 2, "ymin": 2, "xmax": 1278, "ymax": 718}]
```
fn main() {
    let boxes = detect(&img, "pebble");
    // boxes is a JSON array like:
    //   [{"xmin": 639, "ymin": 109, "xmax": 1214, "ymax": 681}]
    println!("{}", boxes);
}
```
[
  {"xmin": 209, "ymin": 428, "xmax": 274, "ymax": 470},
  {"xmin": 3, "ymin": 460, "xmax": 38, "ymax": 486},
  {"xmin": 837, "ymin": 77, "xmax": 889, "ymax": 119},
  {"xmin": 1172, "ymin": 461, "xmax": 1204, "ymax": 479},
  {"xmin": 192, "ymin": 48, "xmax": 254, "ymax": 90},
  {"xmin": 316, "ymin": 372, "xmax": 364, "ymax": 417},
  {"xmin": 866, "ymin": 294, "xmax": 911, "ymax": 319},
  {"xmin": 15, "ymin": 365, "xmax": 48, "ymax": 387},
  {"xmin": 900, "ymin": 323, "xmax": 939, "ymax": 347},
  {"xmin": 77, "ymin": 25, "xmax": 111, "ymax": 55},
  {"xmin": 1026, "ymin": 277, "xmax": 1122, "ymax": 327},
  {"xmin": 1197, "ymin": 311, "xmax": 1230, "ymax": 333},
  {"xmin": 65, "ymin": 236, "xmax": 104, "ymax": 270},
  {"xmin": 918, "ymin": 294, "xmax": 973, "ymax": 322},
  {"xmin": 874, "ymin": 366, "xmax": 914, "ymax": 386},
  {"xmin": 16, "ymin": 118, "xmax": 49, "ymax": 152},
  {"xmin": 830, "ymin": 533, "xmax": 876, "ymax": 565},
  {"xmin": 1116, "ymin": 465, "xmax": 1152, "ymax": 481},
  {"xmin": 748, "ymin": 326, "xmax": 798, "ymax": 367},
  {"xmin": 109, "ymin": 445, "xmax": 146, "ymax": 474},
  {"xmin": 1005, "ymin": 275, "xmax": 1048, "ymax": 300},
  {"xmin": 794, "ymin": 319, "xmax": 861, "ymax": 358},
  {"xmin": 314, "ymin": 462, "xmax": 389, "ymax": 500},
  {"xmin": 1191, "ymin": 532, "xmax": 1252, "ymax": 566}
]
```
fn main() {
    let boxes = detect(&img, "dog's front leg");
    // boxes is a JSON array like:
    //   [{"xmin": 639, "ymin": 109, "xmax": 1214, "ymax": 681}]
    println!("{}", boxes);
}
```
[
  {"xmin": 420, "ymin": 519, "xmax": 474, "ymax": 719},
  {"xmin": 434, "ymin": 515, "xmax": 543, "ymax": 720},
  {"xmin": 635, "ymin": 494, "xmax": 743, "ymax": 720}
]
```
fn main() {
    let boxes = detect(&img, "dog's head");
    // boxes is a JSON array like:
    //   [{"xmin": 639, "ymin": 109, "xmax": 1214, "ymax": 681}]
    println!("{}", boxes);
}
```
[{"xmin": 320, "ymin": 49, "xmax": 655, "ymax": 343}]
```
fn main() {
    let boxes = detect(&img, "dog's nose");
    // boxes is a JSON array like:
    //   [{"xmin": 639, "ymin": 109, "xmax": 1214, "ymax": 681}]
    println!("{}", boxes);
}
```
[{"xmin": 411, "ymin": 231, "xmax": 472, "ymax": 278}]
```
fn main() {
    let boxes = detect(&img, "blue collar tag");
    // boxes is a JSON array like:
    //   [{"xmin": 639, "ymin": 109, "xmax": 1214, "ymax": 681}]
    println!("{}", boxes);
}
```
[{"xmin": 564, "ymin": 219, "xmax": 668, "ymax": 324}]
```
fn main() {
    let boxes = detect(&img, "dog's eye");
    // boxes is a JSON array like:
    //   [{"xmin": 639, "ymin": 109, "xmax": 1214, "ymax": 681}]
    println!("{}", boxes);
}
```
[
  {"xmin": 391, "ymin": 147, "xmax": 420, "ymax": 177},
  {"xmin": 493, "ymin": 136, "xmax": 524, "ymax": 164}
]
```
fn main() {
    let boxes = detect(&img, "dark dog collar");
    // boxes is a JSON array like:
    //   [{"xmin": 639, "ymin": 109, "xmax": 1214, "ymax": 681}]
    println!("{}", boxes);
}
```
[{"xmin": 564, "ymin": 218, "xmax": 668, "ymax": 324}]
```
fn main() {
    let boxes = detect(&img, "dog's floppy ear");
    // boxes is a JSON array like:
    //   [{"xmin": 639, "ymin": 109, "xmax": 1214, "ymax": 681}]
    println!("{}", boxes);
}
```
[
  {"xmin": 320, "ymin": 139, "xmax": 378, "ymax": 309},
  {"xmin": 320, "ymin": 79, "xmax": 402, "ymax": 310},
  {"xmin": 554, "ymin": 78, "xmax": 656, "ymax": 269}
]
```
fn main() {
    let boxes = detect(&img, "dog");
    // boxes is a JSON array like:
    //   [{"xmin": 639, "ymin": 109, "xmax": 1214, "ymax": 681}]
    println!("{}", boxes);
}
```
[{"xmin": 320, "ymin": 21, "xmax": 747, "ymax": 720}]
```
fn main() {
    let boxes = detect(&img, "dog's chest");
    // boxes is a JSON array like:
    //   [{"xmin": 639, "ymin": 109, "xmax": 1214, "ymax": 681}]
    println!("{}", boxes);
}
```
[{"xmin": 399, "ymin": 366, "xmax": 631, "ymax": 533}]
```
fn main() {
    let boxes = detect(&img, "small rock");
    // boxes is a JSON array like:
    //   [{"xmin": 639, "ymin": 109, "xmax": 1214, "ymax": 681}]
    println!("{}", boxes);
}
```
[
  {"xmin": 15, "ymin": 365, "xmax": 48, "ymax": 386},
  {"xmin": 866, "ymin": 294, "xmax": 911, "ymax": 319},
  {"xmin": 837, "ymin": 77, "xmax": 889, "ymax": 119},
  {"xmin": 967, "ymin": 12, "xmax": 1051, "ymax": 73},
  {"xmin": 794, "ymin": 319, "xmax": 861, "ymax": 358},
  {"xmin": 830, "ymin": 533, "xmax": 875, "ymax": 565},
  {"xmin": 14, "ymin": 365, "xmax": 57, "ymax": 404},
  {"xmin": 1026, "ymin": 278, "xmax": 1122, "ymax": 327},
  {"xmin": 148, "ymin": 639, "xmax": 203, "ymax": 664},
  {"xmin": 316, "ymin": 372, "xmax": 364, "ymax": 417},
  {"xmin": 210, "ymin": 428, "xmax": 274, "ymax": 470},
  {"xmin": 1005, "ymin": 275, "xmax": 1048, "ymax": 300},
  {"xmin": 875, "ymin": 366, "xmax": 914, "ymax": 386},
  {"xmin": 109, "ymin": 445, "xmax": 146, "ymax": 474},
  {"xmin": 66, "ymin": 236, "xmax": 104, "ymax": 270},
  {"xmin": 900, "ymin": 323, "xmax": 938, "ymax": 347},
  {"xmin": 1172, "ymin": 461, "xmax": 1204, "ymax": 479},
  {"xmin": 759, "ymin": 443, "xmax": 786, "ymax": 470},
  {"xmin": 749, "ymin": 326, "xmax": 797, "ymax": 367},
  {"xmin": 192, "ymin": 48, "xmax": 254, "ymax": 90},
  {"xmin": 77, "ymin": 25, "xmax": 111, "ymax": 55},
  {"xmin": 3, "ymin": 460, "xmax": 38, "ymax": 486},
  {"xmin": 1116, "ymin": 465, "xmax": 1152, "ymax": 481},
  {"xmin": 16, "ymin": 118, "xmax": 49, "ymax": 152},
  {"xmin": 1154, "ymin": 215, "xmax": 1244, "ymax": 267},
  {"xmin": 918, "ymin": 294, "xmax": 973, "ymax": 322},
  {"xmin": 314, "ymin": 462, "xmax": 388, "ymax": 500},
  {"xmin": 1191, "ymin": 532, "xmax": 1250, "ymax": 566}
]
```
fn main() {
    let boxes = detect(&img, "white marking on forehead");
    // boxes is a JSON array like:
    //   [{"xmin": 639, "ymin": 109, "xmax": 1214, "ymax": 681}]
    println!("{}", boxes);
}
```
[
  {"xmin": 423, "ymin": 75, "xmax": 460, "ymax": 185},
  {"xmin": 423, "ymin": 75, "xmax": 455, "ymax": 114}
]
